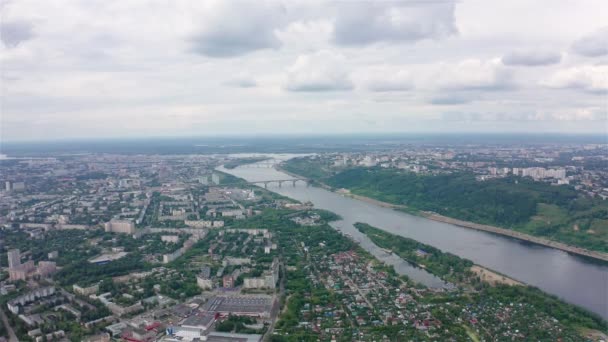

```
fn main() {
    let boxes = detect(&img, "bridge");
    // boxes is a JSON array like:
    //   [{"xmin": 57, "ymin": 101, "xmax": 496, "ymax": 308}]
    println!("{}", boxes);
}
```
[
  {"xmin": 207, "ymin": 177, "xmax": 310, "ymax": 188},
  {"xmin": 249, "ymin": 178, "xmax": 310, "ymax": 188}
]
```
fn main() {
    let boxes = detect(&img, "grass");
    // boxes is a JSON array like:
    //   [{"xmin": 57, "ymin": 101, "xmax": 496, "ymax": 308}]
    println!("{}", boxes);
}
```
[
  {"xmin": 521, "ymin": 203, "xmax": 568, "ymax": 235},
  {"xmin": 519, "ymin": 202, "xmax": 608, "ymax": 253}
]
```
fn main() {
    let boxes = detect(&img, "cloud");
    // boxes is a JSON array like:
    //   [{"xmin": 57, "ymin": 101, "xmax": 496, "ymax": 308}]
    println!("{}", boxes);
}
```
[
  {"xmin": 224, "ymin": 74, "xmax": 257, "ymax": 88},
  {"xmin": 551, "ymin": 107, "xmax": 606, "ymax": 121},
  {"xmin": 435, "ymin": 59, "xmax": 515, "ymax": 91},
  {"xmin": 189, "ymin": 1, "xmax": 285, "ymax": 57},
  {"xmin": 441, "ymin": 109, "xmax": 605, "ymax": 122},
  {"xmin": 359, "ymin": 68, "xmax": 414, "ymax": 92},
  {"xmin": 284, "ymin": 50, "xmax": 353, "ymax": 92},
  {"xmin": 276, "ymin": 19, "xmax": 333, "ymax": 49},
  {"xmin": 0, "ymin": 20, "xmax": 34, "ymax": 48},
  {"xmin": 542, "ymin": 65, "xmax": 608, "ymax": 94},
  {"xmin": 1, "ymin": 0, "xmax": 608, "ymax": 140},
  {"xmin": 331, "ymin": 2, "xmax": 457, "ymax": 46},
  {"xmin": 571, "ymin": 27, "xmax": 608, "ymax": 57},
  {"xmin": 430, "ymin": 95, "xmax": 471, "ymax": 105},
  {"xmin": 501, "ymin": 50, "xmax": 561, "ymax": 66}
]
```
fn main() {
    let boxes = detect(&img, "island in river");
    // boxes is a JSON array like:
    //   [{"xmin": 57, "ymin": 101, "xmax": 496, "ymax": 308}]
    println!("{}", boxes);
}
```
[{"xmin": 221, "ymin": 157, "xmax": 608, "ymax": 320}]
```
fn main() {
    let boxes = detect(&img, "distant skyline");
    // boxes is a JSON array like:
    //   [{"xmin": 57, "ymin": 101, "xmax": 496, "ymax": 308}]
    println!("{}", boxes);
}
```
[{"xmin": 1, "ymin": 0, "xmax": 607, "ymax": 141}]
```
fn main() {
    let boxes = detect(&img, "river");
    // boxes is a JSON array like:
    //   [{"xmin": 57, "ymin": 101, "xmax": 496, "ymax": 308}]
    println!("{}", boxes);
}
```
[{"xmin": 219, "ymin": 156, "xmax": 608, "ymax": 319}]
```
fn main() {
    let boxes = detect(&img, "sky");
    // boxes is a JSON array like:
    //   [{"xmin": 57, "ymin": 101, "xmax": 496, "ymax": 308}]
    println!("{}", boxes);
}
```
[{"xmin": 1, "ymin": 0, "xmax": 607, "ymax": 142}]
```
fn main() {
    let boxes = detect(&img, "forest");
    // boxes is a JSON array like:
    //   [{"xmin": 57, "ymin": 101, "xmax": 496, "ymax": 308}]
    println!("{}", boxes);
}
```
[{"xmin": 283, "ymin": 157, "xmax": 608, "ymax": 252}]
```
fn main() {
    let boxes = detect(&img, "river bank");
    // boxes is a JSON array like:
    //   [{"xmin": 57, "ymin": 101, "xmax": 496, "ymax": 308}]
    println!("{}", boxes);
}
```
[
  {"xmin": 423, "ymin": 213, "xmax": 608, "ymax": 263},
  {"xmin": 227, "ymin": 161, "xmax": 608, "ymax": 318},
  {"xmin": 278, "ymin": 165, "xmax": 608, "ymax": 263}
]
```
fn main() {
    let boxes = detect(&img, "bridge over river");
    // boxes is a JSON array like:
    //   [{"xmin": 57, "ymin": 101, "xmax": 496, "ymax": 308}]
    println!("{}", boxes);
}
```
[
  {"xmin": 210, "ymin": 177, "xmax": 310, "ymax": 188},
  {"xmin": 220, "ymin": 158, "xmax": 608, "ymax": 320}
]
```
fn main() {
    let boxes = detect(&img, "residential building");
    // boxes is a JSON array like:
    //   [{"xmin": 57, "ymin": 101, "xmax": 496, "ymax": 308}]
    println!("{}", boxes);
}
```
[
  {"xmin": 37, "ymin": 261, "xmax": 57, "ymax": 277},
  {"xmin": 73, "ymin": 284, "xmax": 99, "ymax": 296},
  {"xmin": 7, "ymin": 249, "xmax": 20, "ymax": 269},
  {"xmin": 7, "ymin": 287, "xmax": 56, "ymax": 314},
  {"xmin": 104, "ymin": 219, "xmax": 135, "ymax": 234}
]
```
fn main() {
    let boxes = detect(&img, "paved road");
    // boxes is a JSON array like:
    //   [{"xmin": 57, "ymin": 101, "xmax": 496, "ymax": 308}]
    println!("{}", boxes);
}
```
[
  {"xmin": 0, "ymin": 308, "xmax": 18, "ymax": 342},
  {"xmin": 263, "ymin": 261, "xmax": 286, "ymax": 342}
]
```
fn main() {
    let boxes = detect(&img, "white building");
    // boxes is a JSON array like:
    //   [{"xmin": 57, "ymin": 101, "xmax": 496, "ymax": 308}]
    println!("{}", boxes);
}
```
[
  {"xmin": 196, "ymin": 275, "xmax": 213, "ymax": 290},
  {"xmin": 161, "ymin": 235, "xmax": 179, "ymax": 243},
  {"xmin": 243, "ymin": 259, "xmax": 279, "ymax": 289},
  {"xmin": 73, "ymin": 284, "xmax": 99, "ymax": 296},
  {"xmin": 104, "ymin": 220, "xmax": 135, "ymax": 234},
  {"xmin": 7, "ymin": 249, "xmax": 20, "ymax": 269},
  {"xmin": 7, "ymin": 287, "xmax": 56, "ymax": 314},
  {"xmin": 184, "ymin": 220, "xmax": 224, "ymax": 228}
]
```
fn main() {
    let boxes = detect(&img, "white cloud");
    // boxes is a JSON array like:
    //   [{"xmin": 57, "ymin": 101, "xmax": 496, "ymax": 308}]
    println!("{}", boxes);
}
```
[
  {"xmin": 571, "ymin": 27, "xmax": 608, "ymax": 57},
  {"xmin": 284, "ymin": 50, "xmax": 353, "ymax": 92},
  {"xmin": 357, "ymin": 67, "xmax": 414, "ymax": 92},
  {"xmin": 189, "ymin": 1, "xmax": 286, "ymax": 57},
  {"xmin": 501, "ymin": 50, "xmax": 561, "ymax": 66},
  {"xmin": 550, "ymin": 107, "xmax": 606, "ymax": 121},
  {"xmin": 1, "ymin": 0, "xmax": 608, "ymax": 140},
  {"xmin": 331, "ymin": 2, "xmax": 457, "ymax": 46},
  {"xmin": 435, "ymin": 59, "xmax": 514, "ymax": 91},
  {"xmin": 542, "ymin": 65, "xmax": 608, "ymax": 94},
  {"xmin": 276, "ymin": 19, "xmax": 333, "ymax": 50},
  {"xmin": 441, "ymin": 108, "xmax": 605, "ymax": 122},
  {"xmin": 224, "ymin": 74, "xmax": 257, "ymax": 88},
  {"xmin": 0, "ymin": 20, "xmax": 34, "ymax": 48},
  {"xmin": 430, "ymin": 95, "xmax": 471, "ymax": 105}
]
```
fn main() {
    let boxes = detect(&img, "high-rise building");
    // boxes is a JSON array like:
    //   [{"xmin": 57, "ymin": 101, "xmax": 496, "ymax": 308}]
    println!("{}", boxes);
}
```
[
  {"xmin": 198, "ymin": 175, "xmax": 210, "ymax": 185},
  {"xmin": 211, "ymin": 173, "xmax": 221, "ymax": 185},
  {"xmin": 104, "ymin": 220, "xmax": 136, "ymax": 234},
  {"xmin": 8, "ymin": 260, "xmax": 35, "ymax": 282},
  {"xmin": 7, "ymin": 249, "xmax": 20, "ymax": 269},
  {"xmin": 12, "ymin": 182, "xmax": 25, "ymax": 191}
]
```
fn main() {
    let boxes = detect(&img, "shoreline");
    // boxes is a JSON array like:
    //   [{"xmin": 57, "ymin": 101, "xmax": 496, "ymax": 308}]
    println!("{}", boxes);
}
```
[
  {"xmin": 278, "ymin": 166, "xmax": 608, "ymax": 263},
  {"xmin": 422, "ymin": 213, "xmax": 608, "ymax": 263}
]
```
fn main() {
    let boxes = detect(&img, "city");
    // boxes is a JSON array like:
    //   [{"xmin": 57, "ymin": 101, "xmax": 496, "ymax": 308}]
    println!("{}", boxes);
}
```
[
  {"xmin": 0, "ymin": 146, "xmax": 606, "ymax": 341},
  {"xmin": 1, "ymin": 0, "xmax": 607, "ymax": 341}
]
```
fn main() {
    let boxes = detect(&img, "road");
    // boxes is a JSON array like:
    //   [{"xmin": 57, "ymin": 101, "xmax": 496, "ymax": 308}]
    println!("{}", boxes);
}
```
[
  {"xmin": 0, "ymin": 308, "xmax": 18, "ymax": 342},
  {"xmin": 263, "ymin": 260, "xmax": 285, "ymax": 342}
]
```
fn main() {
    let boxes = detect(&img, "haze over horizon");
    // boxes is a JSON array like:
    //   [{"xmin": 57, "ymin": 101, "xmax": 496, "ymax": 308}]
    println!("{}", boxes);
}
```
[{"xmin": 1, "ymin": 0, "xmax": 607, "ymax": 142}]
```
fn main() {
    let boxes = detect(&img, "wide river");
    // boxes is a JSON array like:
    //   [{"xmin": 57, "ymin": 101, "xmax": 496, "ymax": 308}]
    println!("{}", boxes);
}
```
[{"xmin": 220, "ymin": 155, "xmax": 608, "ymax": 319}]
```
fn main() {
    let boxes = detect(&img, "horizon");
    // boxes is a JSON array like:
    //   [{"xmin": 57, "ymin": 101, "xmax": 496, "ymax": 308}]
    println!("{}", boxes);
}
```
[
  {"xmin": 2, "ymin": 131, "xmax": 607, "ymax": 145},
  {"xmin": 2, "ymin": 132, "xmax": 606, "ymax": 157}
]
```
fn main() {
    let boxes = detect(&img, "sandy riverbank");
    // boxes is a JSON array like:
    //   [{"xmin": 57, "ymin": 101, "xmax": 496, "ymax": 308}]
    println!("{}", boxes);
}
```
[{"xmin": 470, "ymin": 265, "xmax": 523, "ymax": 286}]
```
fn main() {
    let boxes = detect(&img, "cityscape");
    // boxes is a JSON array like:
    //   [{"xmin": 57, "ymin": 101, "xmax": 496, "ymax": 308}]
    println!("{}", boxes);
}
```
[
  {"xmin": 0, "ymin": 139, "xmax": 607, "ymax": 341},
  {"xmin": 1, "ymin": 0, "xmax": 607, "ymax": 341}
]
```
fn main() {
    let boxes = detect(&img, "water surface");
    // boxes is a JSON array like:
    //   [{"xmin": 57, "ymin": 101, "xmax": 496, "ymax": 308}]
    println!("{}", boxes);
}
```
[{"xmin": 221, "ymin": 159, "xmax": 608, "ymax": 319}]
